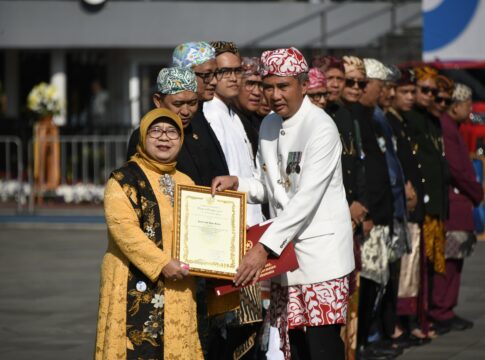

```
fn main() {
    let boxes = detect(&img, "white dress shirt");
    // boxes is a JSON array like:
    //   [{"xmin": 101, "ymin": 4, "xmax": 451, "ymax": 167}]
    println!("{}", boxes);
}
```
[{"xmin": 204, "ymin": 96, "xmax": 264, "ymax": 226}]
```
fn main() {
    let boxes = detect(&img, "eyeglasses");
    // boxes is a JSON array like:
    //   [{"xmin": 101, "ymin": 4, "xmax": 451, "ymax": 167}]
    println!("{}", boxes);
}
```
[
  {"xmin": 215, "ymin": 67, "xmax": 243, "ymax": 80},
  {"xmin": 308, "ymin": 92, "xmax": 329, "ymax": 101},
  {"xmin": 434, "ymin": 96, "xmax": 452, "ymax": 106},
  {"xmin": 418, "ymin": 85, "xmax": 438, "ymax": 96},
  {"xmin": 194, "ymin": 71, "xmax": 216, "ymax": 84},
  {"xmin": 345, "ymin": 78, "xmax": 368, "ymax": 90},
  {"xmin": 244, "ymin": 80, "xmax": 263, "ymax": 91},
  {"xmin": 147, "ymin": 127, "xmax": 180, "ymax": 140}
]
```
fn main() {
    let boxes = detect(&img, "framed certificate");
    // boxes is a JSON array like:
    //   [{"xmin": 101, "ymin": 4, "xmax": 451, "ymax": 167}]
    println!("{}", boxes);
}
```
[{"xmin": 173, "ymin": 184, "xmax": 246, "ymax": 280}]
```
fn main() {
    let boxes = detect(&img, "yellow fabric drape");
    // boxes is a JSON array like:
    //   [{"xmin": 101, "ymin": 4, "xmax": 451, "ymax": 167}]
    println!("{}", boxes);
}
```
[
  {"xmin": 423, "ymin": 215, "xmax": 446, "ymax": 274},
  {"xmin": 33, "ymin": 116, "xmax": 60, "ymax": 191}
]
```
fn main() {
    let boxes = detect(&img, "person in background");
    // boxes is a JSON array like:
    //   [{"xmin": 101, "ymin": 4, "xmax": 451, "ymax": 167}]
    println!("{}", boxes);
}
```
[
  {"xmin": 257, "ymin": 91, "xmax": 272, "ymax": 118},
  {"xmin": 405, "ymin": 68, "xmax": 451, "ymax": 336},
  {"xmin": 212, "ymin": 47, "xmax": 354, "ymax": 360},
  {"xmin": 307, "ymin": 67, "xmax": 328, "ymax": 109},
  {"xmin": 232, "ymin": 56, "xmax": 264, "ymax": 157},
  {"xmin": 385, "ymin": 68, "xmax": 429, "ymax": 344},
  {"xmin": 204, "ymin": 41, "xmax": 264, "ymax": 360},
  {"xmin": 95, "ymin": 108, "xmax": 203, "ymax": 360},
  {"xmin": 430, "ymin": 83, "xmax": 483, "ymax": 332},
  {"xmin": 204, "ymin": 41, "xmax": 263, "ymax": 226},
  {"xmin": 315, "ymin": 55, "xmax": 367, "ymax": 360}
]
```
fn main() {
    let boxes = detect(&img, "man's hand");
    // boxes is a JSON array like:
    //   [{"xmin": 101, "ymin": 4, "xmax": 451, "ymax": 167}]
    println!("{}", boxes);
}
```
[
  {"xmin": 349, "ymin": 201, "xmax": 368, "ymax": 224},
  {"xmin": 405, "ymin": 181, "xmax": 417, "ymax": 212},
  {"xmin": 162, "ymin": 259, "xmax": 189, "ymax": 282},
  {"xmin": 362, "ymin": 219, "xmax": 374, "ymax": 237},
  {"xmin": 211, "ymin": 176, "xmax": 239, "ymax": 195},
  {"xmin": 234, "ymin": 243, "xmax": 268, "ymax": 287}
]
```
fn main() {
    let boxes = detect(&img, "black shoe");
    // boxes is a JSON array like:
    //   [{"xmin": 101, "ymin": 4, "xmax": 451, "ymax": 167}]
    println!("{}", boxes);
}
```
[
  {"xmin": 450, "ymin": 316, "xmax": 474, "ymax": 331},
  {"xmin": 357, "ymin": 347, "xmax": 396, "ymax": 360},
  {"xmin": 367, "ymin": 342, "xmax": 403, "ymax": 357},
  {"xmin": 408, "ymin": 334, "xmax": 432, "ymax": 346},
  {"xmin": 431, "ymin": 321, "xmax": 451, "ymax": 335},
  {"xmin": 389, "ymin": 333, "xmax": 419, "ymax": 349}
]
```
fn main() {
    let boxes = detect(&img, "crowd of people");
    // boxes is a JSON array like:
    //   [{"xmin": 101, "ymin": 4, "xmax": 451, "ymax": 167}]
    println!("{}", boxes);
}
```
[{"xmin": 94, "ymin": 40, "xmax": 483, "ymax": 360}]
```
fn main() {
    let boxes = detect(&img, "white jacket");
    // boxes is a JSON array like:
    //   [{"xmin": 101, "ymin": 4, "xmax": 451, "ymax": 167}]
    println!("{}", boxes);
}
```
[{"xmin": 238, "ymin": 97, "xmax": 355, "ymax": 286}]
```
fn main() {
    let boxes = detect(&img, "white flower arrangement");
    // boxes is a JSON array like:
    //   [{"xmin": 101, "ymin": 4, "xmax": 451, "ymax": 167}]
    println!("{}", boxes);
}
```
[
  {"xmin": 27, "ymin": 82, "xmax": 62, "ymax": 118},
  {"xmin": 0, "ymin": 180, "xmax": 104, "ymax": 204}
]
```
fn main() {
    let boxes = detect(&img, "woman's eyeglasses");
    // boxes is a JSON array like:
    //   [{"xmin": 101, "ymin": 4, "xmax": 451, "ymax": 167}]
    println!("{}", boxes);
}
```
[
  {"xmin": 345, "ymin": 78, "xmax": 368, "ymax": 90},
  {"xmin": 194, "ymin": 71, "xmax": 216, "ymax": 84},
  {"xmin": 308, "ymin": 92, "xmax": 329, "ymax": 101},
  {"xmin": 418, "ymin": 85, "xmax": 438, "ymax": 96},
  {"xmin": 215, "ymin": 67, "xmax": 243, "ymax": 80},
  {"xmin": 147, "ymin": 128, "xmax": 180, "ymax": 140},
  {"xmin": 434, "ymin": 96, "xmax": 452, "ymax": 106}
]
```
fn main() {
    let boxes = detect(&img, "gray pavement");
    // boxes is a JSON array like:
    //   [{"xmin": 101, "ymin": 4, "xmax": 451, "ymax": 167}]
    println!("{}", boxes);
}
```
[{"xmin": 0, "ymin": 227, "xmax": 484, "ymax": 359}]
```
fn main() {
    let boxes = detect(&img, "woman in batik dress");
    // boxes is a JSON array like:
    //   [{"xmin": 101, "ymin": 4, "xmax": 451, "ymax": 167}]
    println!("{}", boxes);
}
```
[{"xmin": 95, "ymin": 108, "xmax": 203, "ymax": 360}]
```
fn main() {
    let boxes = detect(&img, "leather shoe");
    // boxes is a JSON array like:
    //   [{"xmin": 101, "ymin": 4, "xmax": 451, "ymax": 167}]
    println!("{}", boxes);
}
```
[
  {"xmin": 431, "ymin": 321, "xmax": 451, "ymax": 335},
  {"xmin": 357, "ymin": 346, "xmax": 396, "ymax": 360},
  {"xmin": 450, "ymin": 316, "xmax": 474, "ymax": 331}
]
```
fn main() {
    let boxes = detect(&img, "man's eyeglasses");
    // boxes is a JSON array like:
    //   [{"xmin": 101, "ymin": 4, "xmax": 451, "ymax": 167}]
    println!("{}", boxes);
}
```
[
  {"xmin": 434, "ymin": 96, "xmax": 452, "ymax": 106},
  {"xmin": 345, "ymin": 78, "xmax": 368, "ymax": 90},
  {"xmin": 418, "ymin": 85, "xmax": 438, "ymax": 97},
  {"xmin": 215, "ymin": 67, "xmax": 243, "ymax": 80},
  {"xmin": 194, "ymin": 71, "xmax": 216, "ymax": 84},
  {"xmin": 308, "ymin": 92, "xmax": 329, "ymax": 101},
  {"xmin": 244, "ymin": 80, "xmax": 263, "ymax": 91},
  {"xmin": 147, "ymin": 127, "xmax": 180, "ymax": 140}
]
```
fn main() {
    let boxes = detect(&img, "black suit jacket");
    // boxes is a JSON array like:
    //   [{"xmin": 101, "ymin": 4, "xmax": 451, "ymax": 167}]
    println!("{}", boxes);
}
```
[
  {"xmin": 404, "ymin": 106, "xmax": 449, "ymax": 219},
  {"xmin": 126, "ymin": 107, "xmax": 229, "ymax": 187},
  {"xmin": 327, "ymin": 101, "xmax": 366, "ymax": 207},
  {"xmin": 350, "ymin": 102, "xmax": 394, "ymax": 226},
  {"xmin": 386, "ymin": 108, "xmax": 425, "ymax": 223}
]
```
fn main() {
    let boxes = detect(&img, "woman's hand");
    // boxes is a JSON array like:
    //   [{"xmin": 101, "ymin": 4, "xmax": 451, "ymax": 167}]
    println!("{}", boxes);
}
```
[
  {"xmin": 162, "ymin": 259, "xmax": 189, "ymax": 282},
  {"xmin": 211, "ymin": 176, "xmax": 239, "ymax": 195}
]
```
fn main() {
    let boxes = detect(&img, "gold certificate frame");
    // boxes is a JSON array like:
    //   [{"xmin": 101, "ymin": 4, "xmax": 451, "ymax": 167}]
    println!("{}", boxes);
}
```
[{"xmin": 173, "ymin": 184, "xmax": 246, "ymax": 280}]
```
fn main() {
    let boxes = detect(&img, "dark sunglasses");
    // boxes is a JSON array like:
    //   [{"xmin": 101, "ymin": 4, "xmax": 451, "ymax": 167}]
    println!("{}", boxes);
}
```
[
  {"xmin": 419, "ymin": 85, "xmax": 438, "ymax": 96},
  {"xmin": 308, "ymin": 92, "xmax": 329, "ymax": 101},
  {"xmin": 434, "ymin": 96, "xmax": 452, "ymax": 106},
  {"xmin": 345, "ymin": 78, "xmax": 368, "ymax": 90}
]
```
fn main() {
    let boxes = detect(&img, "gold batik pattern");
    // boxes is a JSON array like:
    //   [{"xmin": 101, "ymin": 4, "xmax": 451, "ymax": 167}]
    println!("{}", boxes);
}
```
[{"xmin": 423, "ymin": 215, "xmax": 446, "ymax": 274}]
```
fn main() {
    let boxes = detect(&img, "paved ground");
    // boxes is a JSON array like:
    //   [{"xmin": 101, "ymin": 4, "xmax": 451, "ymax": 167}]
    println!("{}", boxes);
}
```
[{"xmin": 0, "ymin": 226, "xmax": 484, "ymax": 359}]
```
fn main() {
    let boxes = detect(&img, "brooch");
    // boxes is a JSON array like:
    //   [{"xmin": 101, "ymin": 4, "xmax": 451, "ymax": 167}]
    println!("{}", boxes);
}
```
[{"xmin": 159, "ymin": 174, "xmax": 176, "ymax": 207}]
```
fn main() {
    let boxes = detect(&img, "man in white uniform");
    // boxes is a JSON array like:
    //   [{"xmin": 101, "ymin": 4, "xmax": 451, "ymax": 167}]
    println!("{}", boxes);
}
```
[{"xmin": 212, "ymin": 48, "xmax": 354, "ymax": 359}]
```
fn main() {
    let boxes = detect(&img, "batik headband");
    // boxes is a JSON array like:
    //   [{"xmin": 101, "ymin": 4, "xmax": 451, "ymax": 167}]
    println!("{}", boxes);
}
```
[
  {"xmin": 435, "ymin": 75, "xmax": 454, "ymax": 95},
  {"xmin": 312, "ymin": 55, "xmax": 345, "ymax": 74},
  {"xmin": 308, "ymin": 68, "xmax": 326, "ymax": 90},
  {"xmin": 156, "ymin": 67, "xmax": 197, "ymax": 95},
  {"xmin": 395, "ymin": 68, "xmax": 416, "ymax": 86},
  {"xmin": 172, "ymin": 41, "xmax": 216, "ymax": 68},
  {"xmin": 343, "ymin": 56, "xmax": 366, "ymax": 76},
  {"xmin": 363, "ymin": 58, "xmax": 388, "ymax": 81},
  {"xmin": 241, "ymin": 57, "xmax": 262, "ymax": 77},
  {"xmin": 452, "ymin": 83, "xmax": 472, "ymax": 102},
  {"xmin": 414, "ymin": 66, "xmax": 438, "ymax": 82},
  {"xmin": 210, "ymin": 41, "xmax": 240, "ymax": 56},
  {"xmin": 261, "ymin": 47, "xmax": 309, "ymax": 77}
]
